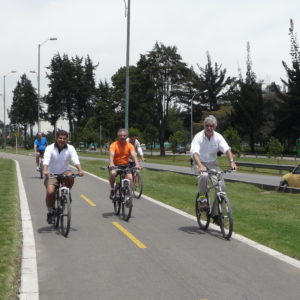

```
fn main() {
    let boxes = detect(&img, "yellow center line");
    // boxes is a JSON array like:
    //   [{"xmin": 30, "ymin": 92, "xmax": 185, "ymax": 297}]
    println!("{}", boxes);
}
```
[
  {"xmin": 80, "ymin": 194, "xmax": 96, "ymax": 206},
  {"xmin": 112, "ymin": 222, "xmax": 147, "ymax": 249}
]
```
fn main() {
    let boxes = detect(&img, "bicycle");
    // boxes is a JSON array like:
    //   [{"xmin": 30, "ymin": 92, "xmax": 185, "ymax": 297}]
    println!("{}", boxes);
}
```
[
  {"xmin": 105, "ymin": 166, "xmax": 134, "ymax": 221},
  {"xmin": 50, "ymin": 173, "xmax": 78, "ymax": 237},
  {"xmin": 131, "ymin": 167, "xmax": 143, "ymax": 199},
  {"xmin": 195, "ymin": 168, "xmax": 234, "ymax": 240}
]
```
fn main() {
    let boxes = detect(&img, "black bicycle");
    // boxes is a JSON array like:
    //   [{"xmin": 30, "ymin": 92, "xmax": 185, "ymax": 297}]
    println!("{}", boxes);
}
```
[
  {"xmin": 107, "ymin": 166, "xmax": 134, "ymax": 221},
  {"xmin": 51, "ymin": 174, "xmax": 78, "ymax": 237},
  {"xmin": 132, "ymin": 168, "xmax": 143, "ymax": 199},
  {"xmin": 195, "ymin": 168, "xmax": 234, "ymax": 240}
]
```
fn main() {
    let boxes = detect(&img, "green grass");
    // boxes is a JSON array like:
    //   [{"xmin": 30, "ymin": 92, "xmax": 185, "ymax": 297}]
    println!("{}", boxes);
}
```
[
  {"xmin": 81, "ymin": 159, "xmax": 300, "ymax": 260},
  {"xmin": 0, "ymin": 158, "xmax": 21, "ymax": 300}
]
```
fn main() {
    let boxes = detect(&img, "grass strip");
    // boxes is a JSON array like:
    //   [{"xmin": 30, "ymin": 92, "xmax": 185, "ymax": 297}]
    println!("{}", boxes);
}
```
[
  {"xmin": 80, "ymin": 159, "xmax": 300, "ymax": 260},
  {"xmin": 0, "ymin": 158, "xmax": 21, "ymax": 300}
]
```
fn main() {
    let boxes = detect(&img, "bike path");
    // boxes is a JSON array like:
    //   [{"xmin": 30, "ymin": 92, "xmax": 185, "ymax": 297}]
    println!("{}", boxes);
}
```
[{"xmin": 2, "ymin": 152, "xmax": 300, "ymax": 299}]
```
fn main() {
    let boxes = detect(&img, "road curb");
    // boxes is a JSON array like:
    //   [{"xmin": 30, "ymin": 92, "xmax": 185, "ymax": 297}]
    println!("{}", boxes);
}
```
[{"xmin": 15, "ymin": 160, "xmax": 39, "ymax": 300}]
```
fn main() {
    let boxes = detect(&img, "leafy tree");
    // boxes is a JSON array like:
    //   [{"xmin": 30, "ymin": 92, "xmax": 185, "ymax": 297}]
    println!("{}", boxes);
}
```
[
  {"xmin": 95, "ymin": 79, "xmax": 123, "ymax": 142},
  {"xmin": 265, "ymin": 136, "xmax": 284, "ymax": 158},
  {"xmin": 9, "ymin": 74, "xmax": 38, "ymax": 145},
  {"xmin": 194, "ymin": 52, "xmax": 237, "ymax": 111},
  {"xmin": 45, "ymin": 53, "xmax": 98, "ymax": 136},
  {"xmin": 110, "ymin": 66, "xmax": 155, "ymax": 133},
  {"xmin": 143, "ymin": 125, "xmax": 159, "ymax": 154},
  {"xmin": 169, "ymin": 130, "xmax": 188, "ymax": 151},
  {"xmin": 137, "ymin": 42, "xmax": 190, "ymax": 156},
  {"xmin": 223, "ymin": 127, "xmax": 242, "ymax": 157},
  {"xmin": 230, "ymin": 42, "xmax": 264, "ymax": 152},
  {"xmin": 274, "ymin": 19, "xmax": 300, "ymax": 149}
]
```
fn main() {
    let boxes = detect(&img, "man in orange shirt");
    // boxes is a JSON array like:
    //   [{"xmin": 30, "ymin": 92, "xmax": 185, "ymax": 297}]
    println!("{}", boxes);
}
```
[{"xmin": 109, "ymin": 128, "xmax": 141, "ymax": 199}]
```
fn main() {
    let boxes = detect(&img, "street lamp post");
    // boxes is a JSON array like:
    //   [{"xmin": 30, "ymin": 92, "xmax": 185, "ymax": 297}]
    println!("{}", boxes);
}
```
[
  {"xmin": 37, "ymin": 37, "xmax": 57, "ymax": 132},
  {"xmin": 190, "ymin": 90, "xmax": 208, "ymax": 143},
  {"xmin": 124, "ymin": 0, "xmax": 130, "ymax": 130},
  {"xmin": 3, "ymin": 71, "xmax": 16, "ymax": 148}
]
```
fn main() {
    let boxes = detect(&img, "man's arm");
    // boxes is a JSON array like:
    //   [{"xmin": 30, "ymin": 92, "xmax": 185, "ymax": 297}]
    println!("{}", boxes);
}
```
[
  {"xmin": 192, "ymin": 153, "xmax": 206, "ymax": 172},
  {"xmin": 225, "ymin": 149, "xmax": 237, "ymax": 170},
  {"xmin": 109, "ymin": 150, "xmax": 115, "ymax": 168},
  {"xmin": 131, "ymin": 151, "xmax": 141, "ymax": 169},
  {"xmin": 75, "ymin": 164, "xmax": 84, "ymax": 176},
  {"xmin": 34, "ymin": 141, "xmax": 38, "ymax": 153}
]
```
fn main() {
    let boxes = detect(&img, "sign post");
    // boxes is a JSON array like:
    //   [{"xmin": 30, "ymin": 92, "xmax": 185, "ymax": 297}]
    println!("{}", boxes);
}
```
[{"xmin": 14, "ymin": 132, "xmax": 19, "ymax": 153}]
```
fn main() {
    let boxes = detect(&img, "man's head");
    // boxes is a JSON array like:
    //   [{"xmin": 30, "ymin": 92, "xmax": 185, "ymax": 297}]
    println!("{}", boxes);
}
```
[
  {"xmin": 36, "ymin": 132, "xmax": 43, "ymax": 139},
  {"xmin": 56, "ymin": 130, "xmax": 69, "ymax": 149},
  {"xmin": 203, "ymin": 115, "xmax": 217, "ymax": 138},
  {"xmin": 129, "ymin": 133, "xmax": 137, "ymax": 142},
  {"xmin": 117, "ymin": 128, "xmax": 128, "ymax": 142}
]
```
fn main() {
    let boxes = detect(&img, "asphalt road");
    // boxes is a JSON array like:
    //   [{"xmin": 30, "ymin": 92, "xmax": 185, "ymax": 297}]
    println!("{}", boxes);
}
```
[{"xmin": 2, "ymin": 152, "xmax": 300, "ymax": 300}]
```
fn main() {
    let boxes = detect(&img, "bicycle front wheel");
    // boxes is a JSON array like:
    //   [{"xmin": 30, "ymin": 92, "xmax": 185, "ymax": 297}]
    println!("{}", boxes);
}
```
[
  {"xmin": 53, "ymin": 196, "xmax": 60, "ymax": 229},
  {"xmin": 122, "ymin": 185, "xmax": 133, "ymax": 221},
  {"xmin": 114, "ymin": 184, "xmax": 121, "ymax": 215},
  {"xmin": 195, "ymin": 193, "xmax": 210, "ymax": 230},
  {"xmin": 133, "ymin": 172, "xmax": 143, "ymax": 199},
  {"xmin": 218, "ymin": 194, "xmax": 233, "ymax": 240},
  {"xmin": 39, "ymin": 160, "xmax": 43, "ymax": 179},
  {"xmin": 60, "ymin": 193, "xmax": 71, "ymax": 237}
]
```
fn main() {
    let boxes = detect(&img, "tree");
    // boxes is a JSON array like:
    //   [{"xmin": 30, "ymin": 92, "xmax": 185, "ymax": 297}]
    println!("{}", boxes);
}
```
[
  {"xmin": 137, "ymin": 42, "xmax": 190, "ymax": 156},
  {"xmin": 230, "ymin": 42, "xmax": 265, "ymax": 152},
  {"xmin": 194, "ymin": 52, "xmax": 237, "ymax": 111},
  {"xmin": 45, "ymin": 53, "xmax": 98, "ymax": 136},
  {"xmin": 94, "ymin": 79, "xmax": 123, "ymax": 142},
  {"xmin": 265, "ymin": 137, "xmax": 283, "ymax": 158},
  {"xmin": 9, "ymin": 74, "xmax": 38, "ymax": 146},
  {"xmin": 274, "ymin": 19, "xmax": 300, "ymax": 149}
]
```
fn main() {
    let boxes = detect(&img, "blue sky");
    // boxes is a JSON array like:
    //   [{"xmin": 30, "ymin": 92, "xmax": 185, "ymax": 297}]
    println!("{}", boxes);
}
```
[{"xmin": 0, "ymin": 0, "xmax": 299, "ymax": 131}]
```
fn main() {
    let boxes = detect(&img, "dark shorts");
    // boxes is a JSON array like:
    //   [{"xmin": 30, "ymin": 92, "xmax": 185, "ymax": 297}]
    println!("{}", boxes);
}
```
[{"xmin": 111, "ymin": 164, "xmax": 131, "ymax": 175}]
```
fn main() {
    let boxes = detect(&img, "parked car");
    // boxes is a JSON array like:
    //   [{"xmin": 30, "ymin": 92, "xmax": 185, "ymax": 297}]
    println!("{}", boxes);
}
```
[
  {"xmin": 278, "ymin": 164, "xmax": 300, "ymax": 191},
  {"xmin": 172, "ymin": 146, "xmax": 186, "ymax": 154}
]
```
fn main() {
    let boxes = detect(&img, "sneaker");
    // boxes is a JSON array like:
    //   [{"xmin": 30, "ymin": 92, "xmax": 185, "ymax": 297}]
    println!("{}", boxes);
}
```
[
  {"xmin": 124, "ymin": 196, "xmax": 132, "ymax": 208},
  {"xmin": 198, "ymin": 197, "xmax": 208, "ymax": 209},
  {"xmin": 47, "ymin": 212, "xmax": 54, "ymax": 224},
  {"xmin": 110, "ymin": 189, "xmax": 115, "ymax": 200}
]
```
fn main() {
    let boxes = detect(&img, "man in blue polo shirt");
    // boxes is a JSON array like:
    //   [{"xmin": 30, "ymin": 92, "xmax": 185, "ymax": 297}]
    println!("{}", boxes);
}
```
[{"xmin": 34, "ymin": 132, "xmax": 48, "ymax": 171}]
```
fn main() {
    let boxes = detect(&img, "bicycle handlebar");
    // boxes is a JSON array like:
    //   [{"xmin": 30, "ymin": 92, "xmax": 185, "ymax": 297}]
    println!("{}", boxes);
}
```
[
  {"xmin": 101, "ymin": 166, "xmax": 139, "ymax": 172},
  {"xmin": 50, "ymin": 173, "xmax": 80, "ymax": 179}
]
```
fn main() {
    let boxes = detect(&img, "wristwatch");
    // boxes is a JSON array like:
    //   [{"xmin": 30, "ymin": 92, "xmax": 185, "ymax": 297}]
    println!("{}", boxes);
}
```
[{"xmin": 230, "ymin": 159, "xmax": 234, "ymax": 163}]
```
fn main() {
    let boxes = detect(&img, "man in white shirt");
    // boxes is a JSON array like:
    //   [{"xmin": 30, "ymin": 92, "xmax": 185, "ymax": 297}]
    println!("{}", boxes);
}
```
[
  {"xmin": 190, "ymin": 115, "xmax": 237, "ymax": 221},
  {"xmin": 43, "ymin": 130, "xmax": 84, "ymax": 224},
  {"xmin": 128, "ymin": 133, "xmax": 145, "ymax": 162}
]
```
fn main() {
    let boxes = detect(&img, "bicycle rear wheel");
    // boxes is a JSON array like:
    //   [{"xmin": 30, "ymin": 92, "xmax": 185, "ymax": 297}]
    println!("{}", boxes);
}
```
[
  {"xmin": 133, "ymin": 172, "xmax": 143, "ymax": 199},
  {"xmin": 122, "ymin": 185, "xmax": 133, "ymax": 221},
  {"xmin": 218, "ymin": 194, "xmax": 233, "ymax": 240},
  {"xmin": 60, "ymin": 192, "xmax": 71, "ymax": 237},
  {"xmin": 195, "ymin": 193, "xmax": 210, "ymax": 230},
  {"xmin": 113, "ymin": 183, "xmax": 121, "ymax": 215}
]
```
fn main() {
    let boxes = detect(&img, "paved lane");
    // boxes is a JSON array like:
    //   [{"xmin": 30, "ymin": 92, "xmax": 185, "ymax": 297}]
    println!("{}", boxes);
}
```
[{"xmin": 2, "ymin": 152, "xmax": 300, "ymax": 300}]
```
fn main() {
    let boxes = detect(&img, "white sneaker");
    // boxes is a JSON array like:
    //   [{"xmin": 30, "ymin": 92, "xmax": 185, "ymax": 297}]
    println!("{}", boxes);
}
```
[{"xmin": 198, "ymin": 197, "xmax": 208, "ymax": 209}]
